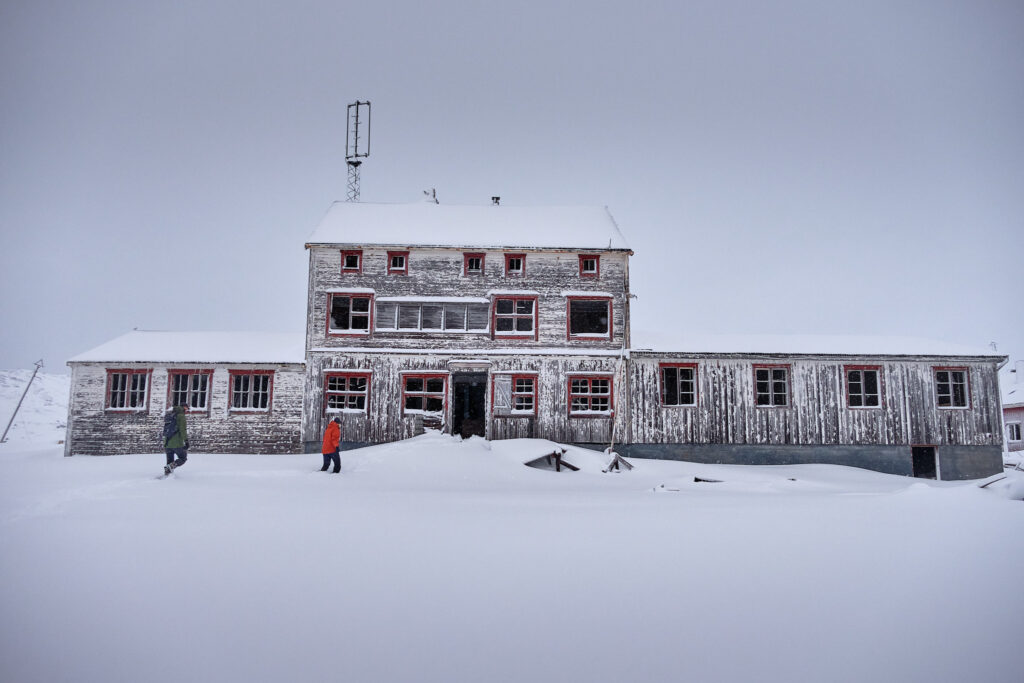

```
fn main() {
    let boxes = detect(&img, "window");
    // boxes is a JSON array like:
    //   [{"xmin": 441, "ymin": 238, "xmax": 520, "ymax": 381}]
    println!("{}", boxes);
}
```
[
  {"xmin": 846, "ymin": 366, "xmax": 881, "ymax": 408},
  {"xmin": 504, "ymin": 253, "xmax": 525, "ymax": 276},
  {"xmin": 512, "ymin": 376, "xmax": 536, "ymax": 413},
  {"xmin": 106, "ymin": 369, "xmax": 151, "ymax": 411},
  {"xmin": 569, "ymin": 376, "xmax": 613, "ymax": 415},
  {"xmin": 325, "ymin": 372, "xmax": 370, "ymax": 413},
  {"xmin": 168, "ymin": 370, "xmax": 212, "ymax": 411},
  {"xmin": 661, "ymin": 364, "xmax": 697, "ymax": 406},
  {"xmin": 387, "ymin": 251, "xmax": 409, "ymax": 275},
  {"xmin": 754, "ymin": 365, "xmax": 789, "ymax": 407},
  {"xmin": 492, "ymin": 374, "xmax": 537, "ymax": 416},
  {"xmin": 328, "ymin": 293, "xmax": 372, "ymax": 335},
  {"xmin": 1007, "ymin": 423, "xmax": 1022, "ymax": 442},
  {"xmin": 341, "ymin": 250, "xmax": 362, "ymax": 274},
  {"xmin": 579, "ymin": 254, "xmax": 600, "ymax": 277},
  {"xmin": 493, "ymin": 297, "xmax": 536, "ymax": 338},
  {"xmin": 935, "ymin": 368, "xmax": 969, "ymax": 408},
  {"xmin": 229, "ymin": 371, "xmax": 273, "ymax": 412},
  {"xmin": 402, "ymin": 374, "xmax": 447, "ymax": 415},
  {"xmin": 375, "ymin": 301, "xmax": 489, "ymax": 332},
  {"xmin": 464, "ymin": 253, "xmax": 485, "ymax": 276},
  {"xmin": 567, "ymin": 298, "xmax": 611, "ymax": 339}
]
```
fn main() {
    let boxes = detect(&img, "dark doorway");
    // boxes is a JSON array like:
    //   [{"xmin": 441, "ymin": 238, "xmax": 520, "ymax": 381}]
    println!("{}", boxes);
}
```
[
  {"xmin": 452, "ymin": 373, "xmax": 487, "ymax": 438},
  {"xmin": 911, "ymin": 446, "xmax": 938, "ymax": 479}
]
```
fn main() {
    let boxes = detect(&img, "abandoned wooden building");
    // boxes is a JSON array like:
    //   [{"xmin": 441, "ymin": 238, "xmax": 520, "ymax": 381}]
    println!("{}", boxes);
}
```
[{"xmin": 65, "ymin": 201, "xmax": 1008, "ymax": 480}]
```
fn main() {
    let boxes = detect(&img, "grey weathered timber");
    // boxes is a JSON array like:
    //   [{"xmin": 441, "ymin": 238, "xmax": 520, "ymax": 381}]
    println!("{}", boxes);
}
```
[{"xmin": 65, "ymin": 363, "xmax": 304, "ymax": 456}]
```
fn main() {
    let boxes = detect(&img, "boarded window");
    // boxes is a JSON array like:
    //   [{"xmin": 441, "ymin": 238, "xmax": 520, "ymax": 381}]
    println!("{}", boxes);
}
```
[
  {"xmin": 569, "ymin": 299, "xmax": 610, "ymax": 337},
  {"xmin": 376, "ymin": 301, "xmax": 490, "ymax": 332}
]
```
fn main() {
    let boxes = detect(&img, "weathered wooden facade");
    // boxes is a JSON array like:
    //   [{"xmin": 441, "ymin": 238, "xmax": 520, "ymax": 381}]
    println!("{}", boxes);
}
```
[
  {"xmin": 66, "ymin": 201, "xmax": 1008, "ymax": 479},
  {"xmin": 65, "ymin": 332, "xmax": 304, "ymax": 455},
  {"xmin": 1003, "ymin": 362, "xmax": 1024, "ymax": 453}
]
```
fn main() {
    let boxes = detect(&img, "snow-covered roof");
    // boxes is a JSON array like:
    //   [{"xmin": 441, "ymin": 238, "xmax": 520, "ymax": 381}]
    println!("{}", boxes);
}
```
[
  {"xmin": 67, "ymin": 331, "xmax": 306, "ymax": 365},
  {"xmin": 630, "ymin": 330, "xmax": 1005, "ymax": 359},
  {"xmin": 306, "ymin": 202, "xmax": 631, "ymax": 251},
  {"xmin": 1003, "ymin": 381, "xmax": 1024, "ymax": 408}
]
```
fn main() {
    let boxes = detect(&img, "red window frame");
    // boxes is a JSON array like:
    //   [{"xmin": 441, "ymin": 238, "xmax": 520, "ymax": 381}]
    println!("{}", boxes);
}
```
[
  {"xmin": 324, "ymin": 371, "xmax": 371, "ymax": 414},
  {"xmin": 504, "ymin": 253, "xmax": 526, "ymax": 276},
  {"xmin": 844, "ymin": 365, "xmax": 883, "ymax": 409},
  {"xmin": 753, "ymin": 364, "xmax": 790, "ymax": 408},
  {"xmin": 659, "ymin": 363, "xmax": 698, "ymax": 407},
  {"xmin": 934, "ymin": 366, "xmax": 970, "ymax": 409},
  {"xmin": 228, "ymin": 370, "xmax": 274, "ymax": 413},
  {"xmin": 105, "ymin": 368, "xmax": 153, "ymax": 413},
  {"xmin": 464, "ymin": 252, "xmax": 485, "ymax": 276},
  {"xmin": 511, "ymin": 374, "xmax": 538, "ymax": 415},
  {"xmin": 492, "ymin": 296, "xmax": 538, "ymax": 340},
  {"xmin": 327, "ymin": 292, "xmax": 373, "ymax": 337},
  {"xmin": 579, "ymin": 254, "xmax": 600, "ymax": 277},
  {"xmin": 167, "ymin": 369, "xmax": 214, "ymax": 414},
  {"xmin": 340, "ymin": 249, "xmax": 363, "ymax": 274},
  {"xmin": 401, "ymin": 373, "xmax": 448, "ymax": 416},
  {"xmin": 387, "ymin": 251, "xmax": 409, "ymax": 275},
  {"xmin": 568, "ymin": 375, "xmax": 614, "ymax": 417},
  {"xmin": 566, "ymin": 296, "xmax": 613, "ymax": 341}
]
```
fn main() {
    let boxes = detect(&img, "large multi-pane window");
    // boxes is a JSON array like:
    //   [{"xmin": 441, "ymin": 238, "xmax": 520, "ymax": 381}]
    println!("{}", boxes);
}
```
[
  {"xmin": 568, "ymin": 298, "xmax": 611, "ymax": 338},
  {"xmin": 325, "ymin": 373, "xmax": 369, "ymax": 413},
  {"xmin": 230, "ymin": 371, "xmax": 272, "ymax": 411},
  {"xmin": 846, "ymin": 367, "xmax": 881, "ymax": 408},
  {"xmin": 569, "ymin": 376, "xmax": 612, "ymax": 415},
  {"xmin": 376, "ymin": 301, "xmax": 489, "ymax": 332},
  {"xmin": 106, "ymin": 369, "xmax": 150, "ymax": 411},
  {"xmin": 754, "ymin": 365, "xmax": 789, "ymax": 407},
  {"xmin": 493, "ymin": 297, "xmax": 536, "ymax": 337},
  {"xmin": 661, "ymin": 364, "xmax": 697, "ymax": 406},
  {"xmin": 329, "ymin": 294, "xmax": 372, "ymax": 334},
  {"xmin": 169, "ymin": 370, "xmax": 212, "ymax": 411},
  {"xmin": 402, "ymin": 375, "xmax": 446, "ymax": 414},
  {"xmin": 512, "ymin": 376, "xmax": 536, "ymax": 413},
  {"xmin": 935, "ymin": 368, "xmax": 969, "ymax": 408}
]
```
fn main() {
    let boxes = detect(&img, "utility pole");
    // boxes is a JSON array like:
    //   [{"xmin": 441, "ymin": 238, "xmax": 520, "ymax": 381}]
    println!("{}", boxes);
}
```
[{"xmin": 2, "ymin": 359, "xmax": 43, "ymax": 443}]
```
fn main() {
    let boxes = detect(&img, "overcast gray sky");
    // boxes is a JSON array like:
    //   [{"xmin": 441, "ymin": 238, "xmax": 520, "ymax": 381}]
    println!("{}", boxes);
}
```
[{"xmin": 2, "ymin": 0, "xmax": 1022, "ymax": 372}]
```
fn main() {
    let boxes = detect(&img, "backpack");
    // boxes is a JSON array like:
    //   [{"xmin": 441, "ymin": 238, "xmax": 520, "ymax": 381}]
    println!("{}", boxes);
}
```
[{"xmin": 163, "ymin": 411, "xmax": 179, "ymax": 440}]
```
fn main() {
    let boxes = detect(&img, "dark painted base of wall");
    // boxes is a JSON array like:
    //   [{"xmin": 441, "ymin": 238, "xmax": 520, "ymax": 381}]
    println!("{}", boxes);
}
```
[
  {"xmin": 612, "ymin": 443, "xmax": 1003, "ymax": 481},
  {"xmin": 303, "ymin": 440, "xmax": 374, "ymax": 454}
]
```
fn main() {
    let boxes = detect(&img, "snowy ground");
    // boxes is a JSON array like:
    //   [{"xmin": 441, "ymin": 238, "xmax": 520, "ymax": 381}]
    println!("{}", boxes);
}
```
[{"xmin": 2, "ymin": 373, "xmax": 1023, "ymax": 682}]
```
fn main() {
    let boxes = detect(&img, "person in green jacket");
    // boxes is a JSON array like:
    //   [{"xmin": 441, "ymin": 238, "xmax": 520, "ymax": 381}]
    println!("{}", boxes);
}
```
[{"xmin": 163, "ymin": 405, "xmax": 189, "ymax": 475}]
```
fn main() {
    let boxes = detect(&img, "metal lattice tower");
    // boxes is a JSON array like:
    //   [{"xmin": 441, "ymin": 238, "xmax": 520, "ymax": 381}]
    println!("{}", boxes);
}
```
[{"xmin": 346, "ymin": 100, "xmax": 371, "ymax": 202}]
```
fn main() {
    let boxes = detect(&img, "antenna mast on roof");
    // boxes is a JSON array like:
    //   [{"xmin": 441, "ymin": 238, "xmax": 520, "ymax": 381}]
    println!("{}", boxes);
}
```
[{"xmin": 345, "ymin": 100, "xmax": 371, "ymax": 202}]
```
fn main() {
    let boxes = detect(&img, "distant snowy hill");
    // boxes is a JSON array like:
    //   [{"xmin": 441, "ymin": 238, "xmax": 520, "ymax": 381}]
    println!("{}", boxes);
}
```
[{"xmin": 0, "ymin": 370, "xmax": 69, "ymax": 445}]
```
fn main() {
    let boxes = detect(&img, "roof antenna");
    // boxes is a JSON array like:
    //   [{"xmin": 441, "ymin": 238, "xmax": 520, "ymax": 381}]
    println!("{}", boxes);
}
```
[
  {"xmin": 491, "ymin": 196, "xmax": 500, "ymax": 205},
  {"xmin": 423, "ymin": 188, "xmax": 438, "ymax": 204},
  {"xmin": 346, "ymin": 100, "xmax": 371, "ymax": 202}
]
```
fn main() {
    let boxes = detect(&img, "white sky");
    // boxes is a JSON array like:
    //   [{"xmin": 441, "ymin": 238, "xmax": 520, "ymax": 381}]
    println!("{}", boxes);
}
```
[{"xmin": 1, "ymin": 0, "xmax": 1022, "ymax": 371}]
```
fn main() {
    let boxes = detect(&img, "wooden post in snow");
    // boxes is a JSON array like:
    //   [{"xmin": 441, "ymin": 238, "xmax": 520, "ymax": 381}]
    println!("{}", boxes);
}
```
[{"xmin": 1, "ymin": 359, "xmax": 44, "ymax": 443}]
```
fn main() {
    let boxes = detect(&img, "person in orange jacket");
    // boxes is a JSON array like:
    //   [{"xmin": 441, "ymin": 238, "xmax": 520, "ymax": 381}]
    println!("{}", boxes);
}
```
[{"xmin": 321, "ymin": 416, "xmax": 341, "ymax": 473}]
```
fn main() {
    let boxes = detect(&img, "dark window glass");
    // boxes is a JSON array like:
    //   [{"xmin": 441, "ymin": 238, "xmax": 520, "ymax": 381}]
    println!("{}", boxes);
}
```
[{"xmin": 569, "ymin": 299, "xmax": 610, "ymax": 336}]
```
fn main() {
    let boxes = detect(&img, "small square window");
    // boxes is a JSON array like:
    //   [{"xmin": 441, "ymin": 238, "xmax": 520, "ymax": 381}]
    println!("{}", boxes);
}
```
[
  {"xmin": 579, "ymin": 255, "xmax": 600, "ymax": 277},
  {"xmin": 505, "ymin": 253, "xmax": 525, "ymax": 276},
  {"xmin": 387, "ymin": 251, "xmax": 409, "ymax": 275},
  {"xmin": 846, "ymin": 367, "xmax": 881, "ymax": 408},
  {"xmin": 464, "ymin": 253, "xmax": 485, "ymax": 276},
  {"xmin": 341, "ymin": 250, "xmax": 362, "ymax": 273},
  {"xmin": 754, "ymin": 365, "xmax": 789, "ymax": 407},
  {"xmin": 935, "ymin": 368, "xmax": 969, "ymax": 408},
  {"xmin": 661, "ymin": 364, "xmax": 697, "ymax": 406}
]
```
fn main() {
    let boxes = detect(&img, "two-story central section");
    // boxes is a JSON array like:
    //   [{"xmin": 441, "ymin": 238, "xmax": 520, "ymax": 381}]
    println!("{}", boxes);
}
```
[{"xmin": 301, "ymin": 202, "xmax": 633, "ymax": 451}]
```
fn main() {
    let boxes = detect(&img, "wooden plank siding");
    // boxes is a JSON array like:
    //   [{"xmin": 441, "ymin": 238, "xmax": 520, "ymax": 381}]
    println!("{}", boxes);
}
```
[
  {"xmin": 627, "ymin": 354, "xmax": 1004, "ymax": 448},
  {"xmin": 66, "ymin": 363, "xmax": 304, "ymax": 455},
  {"xmin": 301, "ymin": 351, "xmax": 626, "ymax": 448},
  {"xmin": 305, "ymin": 246, "xmax": 631, "ymax": 353}
]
